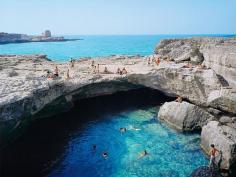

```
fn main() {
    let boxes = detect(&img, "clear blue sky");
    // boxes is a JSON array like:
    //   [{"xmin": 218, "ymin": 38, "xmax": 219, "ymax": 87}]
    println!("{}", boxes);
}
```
[{"xmin": 1, "ymin": 0, "xmax": 236, "ymax": 35}]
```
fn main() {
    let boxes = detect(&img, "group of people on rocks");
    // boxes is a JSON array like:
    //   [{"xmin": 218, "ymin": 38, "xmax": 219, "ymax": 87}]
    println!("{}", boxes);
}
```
[
  {"xmin": 91, "ymin": 60, "xmax": 128, "ymax": 75},
  {"xmin": 45, "ymin": 58, "xmax": 76, "ymax": 80},
  {"xmin": 147, "ymin": 56, "xmax": 161, "ymax": 66}
]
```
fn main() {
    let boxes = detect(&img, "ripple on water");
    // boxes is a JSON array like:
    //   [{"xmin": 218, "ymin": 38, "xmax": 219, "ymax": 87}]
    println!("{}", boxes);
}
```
[{"xmin": 47, "ymin": 107, "xmax": 208, "ymax": 177}]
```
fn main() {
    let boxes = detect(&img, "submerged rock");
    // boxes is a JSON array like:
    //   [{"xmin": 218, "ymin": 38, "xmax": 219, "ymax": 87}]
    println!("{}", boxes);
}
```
[
  {"xmin": 158, "ymin": 101, "xmax": 214, "ymax": 131},
  {"xmin": 189, "ymin": 166, "xmax": 221, "ymax": 177}
]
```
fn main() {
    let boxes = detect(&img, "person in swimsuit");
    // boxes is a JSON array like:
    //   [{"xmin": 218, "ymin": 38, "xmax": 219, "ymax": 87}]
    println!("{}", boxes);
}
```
[
  {"xmin": 92, "ymin": 145, "xmax": 96, "ymax": 151},
  {"xmin": 119, "ymin": 127, "xmax": 127, "ymax": 133},
  {"xmin": 102, "ymin": 152, "xmax": 108, "ymax": 159},
  {"xmin": 209, "ymin": 144, "xmax": 219, "ymax": 168},
  {"xmin": 138, "ymin": 150, "xmax": 149, "ymax": 159},
  {"xmin": 54, "ymin": 66, "xmax": 59, "ymax": 77}
]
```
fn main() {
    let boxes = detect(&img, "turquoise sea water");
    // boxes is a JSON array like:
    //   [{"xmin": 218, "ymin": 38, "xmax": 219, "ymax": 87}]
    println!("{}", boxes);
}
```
[
  {"xmin": 1, "ymin": 90, "xmax": 208, "ymax": 177},
  {"xmin": 47, "ymin": 107, "xmax": 208, "ymax": 177},
  {"xmin": 0, "ymin": 34, "xmax": 234, "ymax": 61}
]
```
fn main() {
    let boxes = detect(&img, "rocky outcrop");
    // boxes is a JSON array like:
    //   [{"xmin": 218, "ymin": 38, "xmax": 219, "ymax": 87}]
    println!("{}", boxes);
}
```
[
  {"xmin": 201, "ymin": 40, "xmax": 236, "ymax": 87},
  {"xmin": 155, "ymin": 37, "xmax": 236, "ymax": 87},
  {"xmin": 201, "ymin": 121, "xmax": 236, "ymax": 171},
  {"xmin": 189, "ymin": 166, "xmax": 221, "ymax": 177},
  {"xmin": 158, "ymin": 101, "xmax": 214, "ymax": 131}
]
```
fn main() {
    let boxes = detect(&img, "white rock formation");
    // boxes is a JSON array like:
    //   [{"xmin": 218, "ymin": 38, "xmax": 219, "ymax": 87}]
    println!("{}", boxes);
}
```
[
  {"xmin": 158, "ymin": 101, "xmax": 214, "ymax": 131},
  {"xmin": 201, "ymin": 121, "xmax": 236, "ymax": 170}
]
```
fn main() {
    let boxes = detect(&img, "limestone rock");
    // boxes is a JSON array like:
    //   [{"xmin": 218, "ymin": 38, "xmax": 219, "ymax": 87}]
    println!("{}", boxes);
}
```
[
  {"xmin": 155, "ymin": 37, "xmax": 236, "ymax": 87},
  {"xmin": 207, "ymin": 89, "xmax": 236, "ymax": 114},
  {"xmin": 158, "ymin": 101, "xmax": 214, "ymax": 131},
  {"xmin": 7, "ymin": 69, "xmax": 18, "ymax": 77},
  {"xmin": 219, "ymin": 116, "xmax": 234, "ymax": 124},
  {"xmin": 201, "ymin": 121, "xmax": 236, "ymax": 170},
  {"xmin": 189, "ymin": 166, "xmax": 221, "ymax": 177}
]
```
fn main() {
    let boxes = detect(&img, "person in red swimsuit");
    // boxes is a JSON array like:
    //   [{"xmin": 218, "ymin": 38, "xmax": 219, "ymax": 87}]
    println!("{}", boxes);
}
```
[{"xmin": 209, "ymin": 144, "xmax": 219, "ymax": 168}]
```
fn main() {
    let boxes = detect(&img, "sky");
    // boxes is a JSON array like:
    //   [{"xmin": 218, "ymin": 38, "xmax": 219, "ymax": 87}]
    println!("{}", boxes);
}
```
[{"xmin": 1, "ymin": 0, "xmax": 236, "ymax": 35}]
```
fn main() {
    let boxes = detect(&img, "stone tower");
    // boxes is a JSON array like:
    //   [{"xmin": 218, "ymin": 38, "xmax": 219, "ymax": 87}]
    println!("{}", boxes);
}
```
[{"xmin": 43, "ymin": 30, "xmax": 51, "ymax": 37}]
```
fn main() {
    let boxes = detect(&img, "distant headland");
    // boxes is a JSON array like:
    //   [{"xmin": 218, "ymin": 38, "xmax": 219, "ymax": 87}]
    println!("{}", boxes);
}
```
[{"xmin": 0, "ymin": 30, "xmax": 81, "ymax": 44}]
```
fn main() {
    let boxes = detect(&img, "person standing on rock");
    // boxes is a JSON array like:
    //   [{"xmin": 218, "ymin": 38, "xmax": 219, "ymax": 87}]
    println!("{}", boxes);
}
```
[
  {"xmin": 54, "ymin": 66, "xmax": 59, "ymax": 77},
  {"xmin": 208, "ymin": 144, "xmax": 219, "ymax": 169}
]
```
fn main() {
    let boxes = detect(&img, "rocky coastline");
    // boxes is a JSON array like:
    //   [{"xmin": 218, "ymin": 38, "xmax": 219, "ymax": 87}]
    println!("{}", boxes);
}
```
[
  {"xmin": 0, "ymin": 37, "xmax": 235, "ymax": 175},
  {"xmin": 0, "ymin": 31, "xmax": 80, "ymax": 44}
]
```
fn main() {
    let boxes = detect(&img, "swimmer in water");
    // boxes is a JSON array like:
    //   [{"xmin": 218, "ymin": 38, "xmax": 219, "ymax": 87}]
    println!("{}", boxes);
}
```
[
  {"xmin": 102, "ymin": 152, "xmax": 108, "ymax": 159},
  {"xmin": 120, "ymin": 127, "xmax": 127, "ymax": 132},
  {"xmin": 138, "ymin": 150, "xmax": 149, "ymax": 159},
  {"xmin": 92, "ymin": 144, "xmax": 96, "ymax": 151},
  {"xmin": 128, "ymin": 125, "xmax": 141, "ymax": 131}
]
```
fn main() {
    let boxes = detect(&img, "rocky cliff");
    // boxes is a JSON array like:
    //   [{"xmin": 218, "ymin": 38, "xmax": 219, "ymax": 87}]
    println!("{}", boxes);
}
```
[
  {"xmin": 0, "ymin": 37, "xmax": 235, "ymax": 174},
  {"xmin": 155, "ymin": 37, "xmax": 236, "ymax": 175}
]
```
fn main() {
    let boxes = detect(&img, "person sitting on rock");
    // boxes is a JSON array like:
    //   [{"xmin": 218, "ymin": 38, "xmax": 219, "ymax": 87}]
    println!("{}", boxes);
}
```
[
  {"xmin": 116, "ymin": 67, "xmax": 122, "ymax": 75},
  {"xmin": 103, "ymin": 67, "xmax": 109, "ymax": 74},
  {"xmin": 175, "ymin": 96, "xmax": 182, "ymax": 103},
  {"xmin": 208, "ymin": 144, "xmax": 220, "ymax": 169},
  {"xmin": 121, "ymin": 67, "xmax": 128, "ymax": 75},
  {"xmin": 46, "ymin": 70, "xmax": 53, "ymax": 78},
  {"xmin": 54, "ymin": 66, "xmax": 59, "ymax": 77}
]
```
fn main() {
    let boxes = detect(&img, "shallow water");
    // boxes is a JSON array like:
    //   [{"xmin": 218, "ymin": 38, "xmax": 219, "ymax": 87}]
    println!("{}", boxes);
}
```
[
  {"xmin": 1, "ymin": 89, "xmax": 208, "ymax": 177},
  {"xmin": 0, "ymin": 34, "xmax": 233, "ymax": 61}
]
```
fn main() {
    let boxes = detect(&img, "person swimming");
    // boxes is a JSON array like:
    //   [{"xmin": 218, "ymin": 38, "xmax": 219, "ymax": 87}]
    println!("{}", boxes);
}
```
[
  {"xmin": 102, "ymin": 152, "xmax": 108, "ymax": 159},
  {"xmin": 129, "ymin": 125, "xmax": 141, "ymax": 131},
  {"xmin": 119, "ymin": 127, "xmax": 127, "ymax": 132},
  {"xmin": 138, "ymin": 150, "xmax": 149, "ymax": 159},
  {"xmin": 92, "ymin": 144, "xmax": 96, "ymax": 151}
]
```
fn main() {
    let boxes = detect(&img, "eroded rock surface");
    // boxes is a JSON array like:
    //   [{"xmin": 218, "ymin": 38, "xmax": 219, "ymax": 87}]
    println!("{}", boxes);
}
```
[
  {"xmin": 155, "ymin": 37, "xmax": 236, "ymax": 87},
  {"xmin": 158, "ymin": 101, "xmax": 214, "ymax": 131},
  {"xmin": 201, "ymin": 121, "xmax": 236, "ymax": 171}
]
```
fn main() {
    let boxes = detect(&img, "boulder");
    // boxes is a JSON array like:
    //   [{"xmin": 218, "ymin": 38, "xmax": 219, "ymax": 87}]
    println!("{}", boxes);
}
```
[
  {"xmin": 207, "ymin": 89, "xmax": 236, "ymax": 114},
  {"xmin": 158, "ymin": 101, "xmax": 214, "ymax": 131},
  {"xmin": 219, "ymin": 116, "xmax": 233, "ymax": 124},
  {"xmin": 201, "ymin": 121, "xmax": 236, "ymax": 170}
]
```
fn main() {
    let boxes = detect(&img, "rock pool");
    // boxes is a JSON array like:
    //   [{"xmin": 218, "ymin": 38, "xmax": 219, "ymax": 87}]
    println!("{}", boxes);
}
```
[{"xmin": 1, "ymin": 89, "xmax": 208, "ymax": 177}]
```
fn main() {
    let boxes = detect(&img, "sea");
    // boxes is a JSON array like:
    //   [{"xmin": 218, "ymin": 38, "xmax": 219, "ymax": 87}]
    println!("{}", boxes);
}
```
[{"xmin": 0, "ymin": 34, "xmax": 234, "ymax": 61}]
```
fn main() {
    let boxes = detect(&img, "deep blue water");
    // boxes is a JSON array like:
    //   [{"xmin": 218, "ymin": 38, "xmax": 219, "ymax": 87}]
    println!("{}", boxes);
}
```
[
  {"xmin": 47, "ymin": 107, "xmax": 207, "ymax": 177},
  {"xmin": 1, "ymin": 89, "xmax": 208, "ymax": 177},
  {"xmin": 0, "ymin": 34, "xmax": 234, "ymax": 61}
]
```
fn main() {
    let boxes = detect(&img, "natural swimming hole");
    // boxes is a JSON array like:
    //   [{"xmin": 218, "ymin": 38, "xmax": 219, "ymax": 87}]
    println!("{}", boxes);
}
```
[{"xmin": 1, "ymin": 89, "xmax": 208, "ymax": 177}]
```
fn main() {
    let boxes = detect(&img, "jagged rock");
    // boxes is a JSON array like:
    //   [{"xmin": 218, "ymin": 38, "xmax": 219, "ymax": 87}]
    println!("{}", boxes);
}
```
[
  {"xmin": 155, "ymin": 37, "xmax": 236, "ymax": 87},
  {"xmin": 7, "ymin": 69, "xmax": 18, "ymax": 77},
  {"xmin": 201, "ymin": 121, "xmax": 236, "ymax": 170},
  {"xmin": 189, "ymin": 166, "xmax": 221, "ymax": 177},
  {"xmin": 207, "ymin": 108, "xmax": 222, "ymax": 116},
  {"xmin": 207, "ymin": 89, "xmax": 236, "ymax": 114},
  {"xmin": 201, "ymin": 40, "xmax": 236, "ymax": 87},
  {"xmin": 219, "ymin": 116, "xmax": 234, "ymax": 124},
  {"xmin": 158, "ymin": 101, "xmax": 214, "ymax": 131}
]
